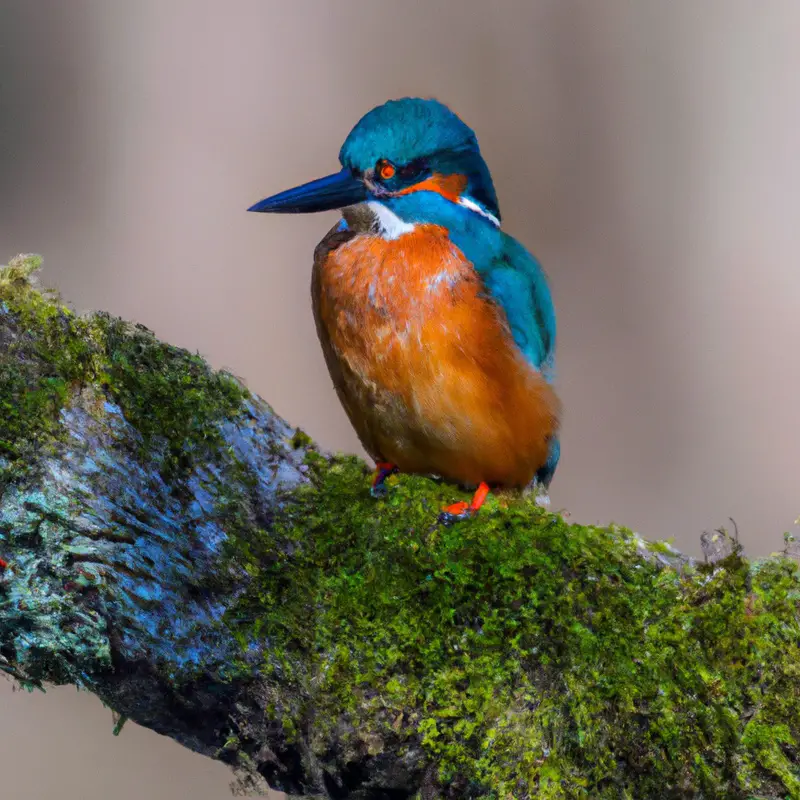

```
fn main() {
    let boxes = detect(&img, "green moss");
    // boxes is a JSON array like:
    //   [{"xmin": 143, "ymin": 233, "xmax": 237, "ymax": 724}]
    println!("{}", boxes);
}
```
[
  {"xmin": 290, "ymin": 427, "xmax": 314, "ymax": 451},
  {"xmin": 0, "ymin": 255, "xmax": 99, "ymax": 474},
  {"xmin": 95, "ymin": 314, "xmax": 247, "ymax": 479},
  {"xmin": 228, "ymin": 455, "xmax": 800, "ymax": 799},
  {"xmin": 0, "ymin": 255, "xmax": 248, "ymax": 481}
]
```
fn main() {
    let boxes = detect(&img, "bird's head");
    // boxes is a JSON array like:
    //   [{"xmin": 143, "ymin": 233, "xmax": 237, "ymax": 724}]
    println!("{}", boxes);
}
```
[{"xmin": 249, "ymin": 97, "xmax": 501, "ymax": 227}]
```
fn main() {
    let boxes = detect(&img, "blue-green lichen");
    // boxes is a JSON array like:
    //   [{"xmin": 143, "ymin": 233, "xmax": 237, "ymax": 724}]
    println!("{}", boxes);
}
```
[{"xmin": 228, "ymin": 453, "xmax": 800, "ymax": 799}]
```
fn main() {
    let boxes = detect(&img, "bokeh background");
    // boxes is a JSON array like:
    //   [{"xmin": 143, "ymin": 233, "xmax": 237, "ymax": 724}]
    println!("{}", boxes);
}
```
[{"xmin": 2, "ymin": 1, "xmax": 799, "ymax": 797}]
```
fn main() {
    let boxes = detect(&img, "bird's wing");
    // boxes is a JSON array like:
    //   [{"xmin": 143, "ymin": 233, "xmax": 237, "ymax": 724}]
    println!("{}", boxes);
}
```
[
  {"xmin": 475, "ymin": 233, "xmax": 560, "ymax": 486},
  {"xmin": 478, "ymin": 234, "xmax": 557, "ymax": 381}
]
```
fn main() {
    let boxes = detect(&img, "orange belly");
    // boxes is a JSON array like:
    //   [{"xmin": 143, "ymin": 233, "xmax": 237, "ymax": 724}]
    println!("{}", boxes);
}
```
[{"xmin": 312, "ymin": 223, "xmax": 561, "ymax": 488}]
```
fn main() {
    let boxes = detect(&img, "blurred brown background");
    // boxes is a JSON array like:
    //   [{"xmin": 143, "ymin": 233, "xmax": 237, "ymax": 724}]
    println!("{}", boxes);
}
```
[{"xmin": 1, "ymin": 1, "xmax": 799, "ymax": 797}]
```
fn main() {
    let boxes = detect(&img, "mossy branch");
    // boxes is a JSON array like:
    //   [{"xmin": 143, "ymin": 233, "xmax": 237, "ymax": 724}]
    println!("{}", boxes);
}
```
[{"xmin": 1, "ymin": 254, "xmax": 799, "ymax": 799}]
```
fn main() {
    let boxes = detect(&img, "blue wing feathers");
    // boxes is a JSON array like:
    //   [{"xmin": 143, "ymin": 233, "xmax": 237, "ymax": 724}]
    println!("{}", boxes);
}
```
[
  {"xmin": 485, "ymin": 237, "xmax": 560, "ymax": 488},
  {"xmin": 482, "ymin": 241, "xmax": 556, "ymax": 376}
]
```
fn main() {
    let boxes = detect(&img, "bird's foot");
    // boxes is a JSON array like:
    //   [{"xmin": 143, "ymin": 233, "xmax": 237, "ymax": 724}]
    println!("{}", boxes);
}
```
[
  {"xmin": 370, "ymin": 462, "xmax": 398, "ymax": 498},
  {"xmin": 438, "ymin": 500, "xmax": 473, "ymax": 525},
  {"xmin": 438, "ymin": 482, "xmax": 490, "ymax": 526}
]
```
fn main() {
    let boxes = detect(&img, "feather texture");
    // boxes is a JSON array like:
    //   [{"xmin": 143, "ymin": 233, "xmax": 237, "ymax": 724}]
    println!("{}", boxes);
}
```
[{"xmin": 311, "ymin": 212, "xmax": 561, "ymax": 489}]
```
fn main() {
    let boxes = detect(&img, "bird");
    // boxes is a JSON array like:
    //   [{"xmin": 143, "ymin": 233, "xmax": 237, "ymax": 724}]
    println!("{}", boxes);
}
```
[{"xmin": 249, "ymin": 97, "xmax": 561, "ymax": 524}]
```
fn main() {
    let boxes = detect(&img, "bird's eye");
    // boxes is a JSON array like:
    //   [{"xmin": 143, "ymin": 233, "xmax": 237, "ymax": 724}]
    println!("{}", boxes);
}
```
[{"xmin": 376, "ymin": 159, "xmax": 396, "ymax": 180}]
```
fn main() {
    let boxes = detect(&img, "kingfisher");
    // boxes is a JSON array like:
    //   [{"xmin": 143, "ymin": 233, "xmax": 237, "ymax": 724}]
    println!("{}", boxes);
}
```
[{"xmin": 249, "ymin": 98, "xmax": 561, "ymax": 523}]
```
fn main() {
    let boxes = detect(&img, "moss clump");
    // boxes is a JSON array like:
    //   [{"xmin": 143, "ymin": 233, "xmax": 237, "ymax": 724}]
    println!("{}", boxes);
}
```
[
  {"xmin": 229, "ymin": 454, "xmax": 800, "ymax": 799},
  {"xmin": 95, "ymin": 314, "xmax": 247, "ymax": 479},
  {"xmin": 0, "ymin": 255, "xmax": 99, "ymax": 472},
  {"xmin": 290, "ymin": 427, "xmax": 314, "ymax": 451},
  {"xmin": 0, "ymin": 255, "xmax": 248, "ymax": 481}
]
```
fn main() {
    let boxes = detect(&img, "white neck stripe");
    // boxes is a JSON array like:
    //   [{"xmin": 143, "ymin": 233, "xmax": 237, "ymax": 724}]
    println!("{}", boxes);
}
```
[{"xmin": 458, "ymin": 196, "xmax": 500, "ymax": 227}]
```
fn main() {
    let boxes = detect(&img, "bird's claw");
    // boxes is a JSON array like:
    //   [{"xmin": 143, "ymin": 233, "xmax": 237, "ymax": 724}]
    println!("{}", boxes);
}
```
[
  {"xmin": 438, "ymin": 501, "xmax": 475, "ymax": 526},
  {"xmin": 370, "ymin": 483, "xmax": 390, "ymax": 499},
  {"xmin": 438, "ymin": 482, "xmax": 490, "ymax": 525}
]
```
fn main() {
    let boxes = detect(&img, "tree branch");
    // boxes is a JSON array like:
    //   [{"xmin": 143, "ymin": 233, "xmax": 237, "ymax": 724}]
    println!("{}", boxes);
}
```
[{"xmin": 1, "ymin": 254, "xmax": 798, "ymax": 799}]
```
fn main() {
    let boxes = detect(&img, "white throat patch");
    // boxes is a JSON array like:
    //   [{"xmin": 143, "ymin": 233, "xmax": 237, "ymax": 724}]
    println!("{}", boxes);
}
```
[{"xmin": 366, "ymin": 201, "xmax": 416, "ymax": 240}]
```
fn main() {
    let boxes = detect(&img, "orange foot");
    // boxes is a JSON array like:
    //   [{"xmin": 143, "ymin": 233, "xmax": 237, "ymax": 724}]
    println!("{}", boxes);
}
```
[
  {"xmin": 370, "ymin": 462, "xmax": 398, "ymax": 498},
  {"xmin": 439, "ymin": 482, "xmax": 490, "ymax": 526}
]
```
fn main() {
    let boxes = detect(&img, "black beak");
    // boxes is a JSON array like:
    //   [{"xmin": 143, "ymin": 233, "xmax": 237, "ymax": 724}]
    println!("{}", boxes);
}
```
[{"xmin": 248, "ymin": 168, "xmax": 367, "ymax": 214}]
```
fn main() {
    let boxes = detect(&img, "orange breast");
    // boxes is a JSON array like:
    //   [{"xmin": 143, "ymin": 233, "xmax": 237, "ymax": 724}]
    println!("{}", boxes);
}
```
[{"xmin": 313, "ymin": 223, "xmax": 560, "ymax": 488}]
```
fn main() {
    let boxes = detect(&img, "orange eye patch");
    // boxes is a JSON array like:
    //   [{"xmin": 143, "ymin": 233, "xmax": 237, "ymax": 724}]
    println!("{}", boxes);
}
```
[{"xmin": 376, "ymin": 160, "xmax": 396, "ymax": 180}]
